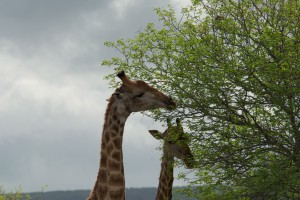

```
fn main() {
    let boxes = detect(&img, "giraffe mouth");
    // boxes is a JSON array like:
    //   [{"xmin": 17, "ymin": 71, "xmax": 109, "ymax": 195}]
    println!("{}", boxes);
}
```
[{"xmin": 164, "ymin": 97, "xmax": 176, "ymax": 110}]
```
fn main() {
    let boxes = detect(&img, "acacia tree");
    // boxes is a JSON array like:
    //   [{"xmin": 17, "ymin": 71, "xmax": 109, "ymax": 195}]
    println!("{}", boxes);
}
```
[{"xmin": 103, "ymin": 0, "xmax": 300, "ymax": 198}]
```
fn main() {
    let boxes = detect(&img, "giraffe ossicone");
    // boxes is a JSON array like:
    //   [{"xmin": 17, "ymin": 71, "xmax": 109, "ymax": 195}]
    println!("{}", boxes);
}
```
[{"xmin": 87, "ymin": 71, "xmax": 176, "ymax": 200}]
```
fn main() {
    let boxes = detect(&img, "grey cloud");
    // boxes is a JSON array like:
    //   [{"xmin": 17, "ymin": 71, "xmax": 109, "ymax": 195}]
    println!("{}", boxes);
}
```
[
  {"xmin": 0, "ymin": 0, "xmax": 169, "ymax": 75},
  {"xmin": 0, "ymin": 0, "xmax": 108, "ymax": 41}
]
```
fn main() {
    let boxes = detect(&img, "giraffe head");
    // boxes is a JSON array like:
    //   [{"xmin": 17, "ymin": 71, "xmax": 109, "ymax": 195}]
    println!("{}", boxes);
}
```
[
  {"xmin": 149, "ymin": 118, "xmax": 194, "ymax": 169},
  {"xmin": 112, "ymin": 71, "xmax": 176, "ymax": 112}
]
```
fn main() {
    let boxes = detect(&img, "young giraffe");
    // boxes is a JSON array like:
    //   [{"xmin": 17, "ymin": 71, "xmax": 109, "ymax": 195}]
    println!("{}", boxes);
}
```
[
  {"xmin": 149, "ymin": 118, "xmax": 194, "ymax": 200},
  {"xmin": 87, "ymin": 71, "xmax": 176, "ymax": 200}
]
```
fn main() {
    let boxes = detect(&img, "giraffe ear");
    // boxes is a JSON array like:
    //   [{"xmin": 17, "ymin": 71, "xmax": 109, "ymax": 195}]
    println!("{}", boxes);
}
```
[{"xmin": 148, "ymin": 130, "xmax": 163, "ymax": 140}]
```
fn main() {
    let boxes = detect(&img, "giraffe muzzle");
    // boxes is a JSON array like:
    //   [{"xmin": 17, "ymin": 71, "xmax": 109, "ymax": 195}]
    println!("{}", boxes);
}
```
[{"xmin": 165, "ymin": 96, "xmax": 176, "ymax": 110}]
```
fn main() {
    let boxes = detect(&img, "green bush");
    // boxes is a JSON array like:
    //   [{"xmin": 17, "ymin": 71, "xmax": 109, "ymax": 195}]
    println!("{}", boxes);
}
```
[{"xmin": 0, "ymin": 187, "xmax": 31, "ymax": 200}]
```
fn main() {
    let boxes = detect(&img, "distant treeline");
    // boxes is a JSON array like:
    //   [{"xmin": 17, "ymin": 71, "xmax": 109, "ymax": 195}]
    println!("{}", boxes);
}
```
[{"xmin": 29, "ymin": 187, "xmax": 195, "ymax": 200}]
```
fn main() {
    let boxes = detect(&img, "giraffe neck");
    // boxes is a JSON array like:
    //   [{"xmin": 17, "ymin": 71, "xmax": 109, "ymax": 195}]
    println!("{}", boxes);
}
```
[
  {"xmin": 156, "ymin": 148, "xmax": 174, "ymax": 200},
  {"xmin": 88, "ymin": 99, "xmax": 130, "ymax": 200}
]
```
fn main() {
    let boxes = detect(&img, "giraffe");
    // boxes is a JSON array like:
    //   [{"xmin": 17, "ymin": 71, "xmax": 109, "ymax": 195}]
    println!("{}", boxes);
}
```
[
  {"xmin": 87, "ymin": 71, "xmax": 176, "ymax": 200},
  {"xmin": 149, "ymin": 118, "xmax": 194, "ymax": 200}
]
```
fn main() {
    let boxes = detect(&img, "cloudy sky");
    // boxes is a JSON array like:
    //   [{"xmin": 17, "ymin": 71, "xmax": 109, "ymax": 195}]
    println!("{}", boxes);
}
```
[{"xmin": 0, "ymin": 0, "xmax": 193, "ymax": 193}]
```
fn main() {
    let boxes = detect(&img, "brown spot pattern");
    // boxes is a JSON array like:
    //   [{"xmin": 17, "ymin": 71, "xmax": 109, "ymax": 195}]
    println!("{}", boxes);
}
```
[
  {"xmin": 100, "ymin": 153, "xmax": 107, "ymax": 167},
  {"xmin": 98, "ymin": 185, "xmax": 108, "ymax": 199},
  {"xmin": 98, "ymin": 169, "xmax": 107, "ymax": 183},
  {"xmin": 106, "ymin": 143, "xmax": 114, "ymax": 155},
  {"xmin": 113, "ymin": 138, "xmax": 121, "ymax": 148},
  {"xmin": 109, "ymin": 188, "xmax": 125, "ymax": 200},
  {"xmin": 108, "ymin": 159, "xmax": 121, "ymax": 171},
  {"xmin": 108, "ymin": 174, "xmax": 124, "ymax": 186},
  {"xmin": 111, "ymin": 151, "xmax": 121, "ymax": 161}
]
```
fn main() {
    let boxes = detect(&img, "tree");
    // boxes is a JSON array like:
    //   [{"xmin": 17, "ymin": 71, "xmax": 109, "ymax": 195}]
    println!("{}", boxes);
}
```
[
  {"xmin": 0, "ymin": 187, "xmax": 31, "ymax": 200},
  {"xmin": 102, "ymin": 0, "xmax": 300, "ymax": 198}
]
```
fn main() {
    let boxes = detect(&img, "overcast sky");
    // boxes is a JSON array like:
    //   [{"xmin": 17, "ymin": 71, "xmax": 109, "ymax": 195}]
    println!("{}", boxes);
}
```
[{"xmin": 0, "ymin": 0, "xmax": 193, "ymax": 193}]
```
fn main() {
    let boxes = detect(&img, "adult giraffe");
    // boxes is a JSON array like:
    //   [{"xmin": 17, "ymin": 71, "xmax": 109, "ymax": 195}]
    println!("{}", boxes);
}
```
[{"xmin": 87, "ymin": 71, "xmax": 176, "ymax": 200}]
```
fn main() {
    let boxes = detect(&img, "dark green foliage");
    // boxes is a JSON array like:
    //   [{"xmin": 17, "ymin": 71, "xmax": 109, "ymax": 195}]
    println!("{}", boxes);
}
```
[
  {"xmin": 102, "ymin": 0, "xmax": 300, "ymax": 198},
  {"xmin": 126, "ymin": 188, "xmax": 156, "ymax": 200},
  {"xmin": 27, "ymin": 188, "xmax": 192, "ymax": 200},
  {"xmin": 29, "ymin": 190, "xmax": 89, "ymax": 200}
]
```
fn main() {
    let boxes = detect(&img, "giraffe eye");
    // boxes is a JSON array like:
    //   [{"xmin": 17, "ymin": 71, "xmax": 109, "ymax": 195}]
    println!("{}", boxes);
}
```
[
  {"xmin": 135, "ymin": 92, "xmax": 144, "ymax": 98},
  {"xmin": 114, "ymin": 92, "xmax": 123, "ymax": 99}
]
